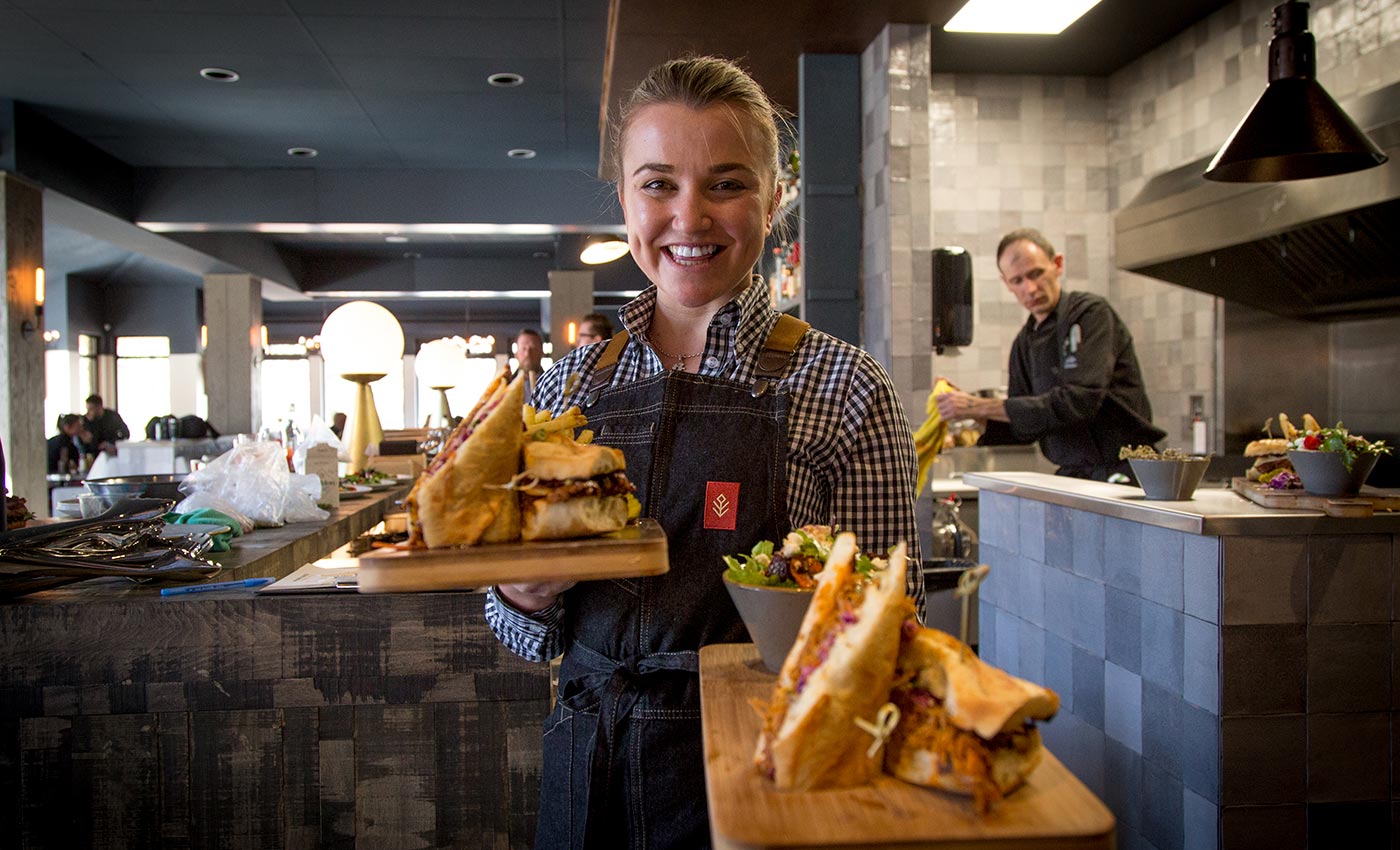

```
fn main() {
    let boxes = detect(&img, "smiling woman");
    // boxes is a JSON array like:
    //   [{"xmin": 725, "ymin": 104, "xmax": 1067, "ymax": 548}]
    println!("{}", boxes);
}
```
[{"xmin": 484, "ymin": 55, "xmax": 924, "ymax": 850}]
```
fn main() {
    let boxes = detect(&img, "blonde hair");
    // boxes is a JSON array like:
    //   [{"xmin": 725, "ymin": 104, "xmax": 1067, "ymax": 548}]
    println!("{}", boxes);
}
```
[{"xmin": 612, "ymin": 56, "xmax": 788, "ymax": 196}]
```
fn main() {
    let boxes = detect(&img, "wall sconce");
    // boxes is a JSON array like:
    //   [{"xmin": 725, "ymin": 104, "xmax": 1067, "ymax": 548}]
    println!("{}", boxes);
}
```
[
  {"xmin": 415, "ymin": 337, "xmax": 468, "ymax": 428},
  {"xmin": 319, "ymin": 301, "xmax": 405, "ymax": 473},
  {"xmin": 200, "ymin": 324, "xmax": 208, "ymax": 348},
  {"xmin": 21, "ymin": 267, "xmax": 45, "ymax": 339},
  {"xmin": 579, "ymin": 236, "xmax": 629, "ymax": 265},
  {"xmin": 566, "ymin": 321, "xmax": 578, "ymax": 346}
]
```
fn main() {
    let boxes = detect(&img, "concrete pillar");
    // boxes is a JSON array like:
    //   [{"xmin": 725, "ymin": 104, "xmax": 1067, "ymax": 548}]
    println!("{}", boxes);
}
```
[
  {"xmin": 203, "ymin": 273, "xmax": 262, "ymax": 436},
  {"xmin": 546, "ymin": 269, "xmax": 595, "ymax": 357},
  {"xmin": 1, "ymin": 172, "xmax": 45, "ymax": 512}
]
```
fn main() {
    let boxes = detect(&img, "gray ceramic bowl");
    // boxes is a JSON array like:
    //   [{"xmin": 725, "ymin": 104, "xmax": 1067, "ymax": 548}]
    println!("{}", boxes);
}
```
[
  {"xmin": 1287, "ymin": 450, "xmax": 1378, "ymax": 497},
  {"xmin": 722, "ymin": 573, "xmax": 815, "ymax": 673},
  {"xmin": 1128, "ymin": 457, "xmax": 1210, "ymax": 500}
]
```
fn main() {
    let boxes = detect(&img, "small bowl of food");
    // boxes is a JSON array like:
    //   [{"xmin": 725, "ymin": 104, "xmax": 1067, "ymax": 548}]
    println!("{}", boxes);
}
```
[
  {"xmin": 1121, "ymin": 446, "xmax": 1211, "ymax": 501},
  {"xmin": 721, "ymin": 526, "xmax": 833, "ymax": 672},
  {"xmin": 1286, "ymin": 424, "xmax": 1390, "ymax": 497}
]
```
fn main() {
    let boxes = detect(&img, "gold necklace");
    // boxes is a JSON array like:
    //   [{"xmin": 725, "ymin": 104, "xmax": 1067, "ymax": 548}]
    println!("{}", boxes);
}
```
[{"xmin": 643, "ymin": 335, "xmax": 704, "ymax": 370}]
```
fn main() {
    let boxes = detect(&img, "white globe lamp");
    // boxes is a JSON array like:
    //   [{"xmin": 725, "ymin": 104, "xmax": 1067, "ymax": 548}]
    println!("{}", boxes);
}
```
[
  {"xmin": 415, "ymin": 337, "xmax": 468, "ymax": 428},
  {"xmin": 319, "ymin": 301, "xmax": 405, "ymax": 473}
]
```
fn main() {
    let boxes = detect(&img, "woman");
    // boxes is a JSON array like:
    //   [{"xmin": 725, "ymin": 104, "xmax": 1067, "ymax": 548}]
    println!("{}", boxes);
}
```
[{"xmin": 486, "ymin": 56, "xmax": 923, "ymax": 849}]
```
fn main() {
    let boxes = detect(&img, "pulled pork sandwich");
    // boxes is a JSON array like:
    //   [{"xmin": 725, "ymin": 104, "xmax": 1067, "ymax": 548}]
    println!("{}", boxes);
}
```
[
  {"xmin": 515, "ymin": 438, "xmax": 634, "ymax": 541},
  {"xmin": 883, "ymin": 626, "xmax": 1059, "ymax": 813},
  {"xmin": 405, "ymin": 371, "xmax": 526, "ymax": 548},
  {"xmin": 1245, "ymin": 412, "xmax": 1321, "ymax": 486},
  {"xmin": 753, "ymin": 534, "xmax": 913, "ymax": 791}
]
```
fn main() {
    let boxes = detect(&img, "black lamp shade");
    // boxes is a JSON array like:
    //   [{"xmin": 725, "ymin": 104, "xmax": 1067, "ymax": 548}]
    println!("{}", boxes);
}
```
[
  {"xmin": 1204, "ymin": 78, "xmax": 1389, "ymax": 182},
  {"xmin": 1205, "ymin": 1, "xmax": 1388, "ymax": 182}
]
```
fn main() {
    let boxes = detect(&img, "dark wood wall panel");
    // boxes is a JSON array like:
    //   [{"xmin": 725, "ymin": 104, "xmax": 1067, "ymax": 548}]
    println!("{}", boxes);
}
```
[{"xmin": 1, "ymin": 591, "xmax": 549, "ymax": 849}]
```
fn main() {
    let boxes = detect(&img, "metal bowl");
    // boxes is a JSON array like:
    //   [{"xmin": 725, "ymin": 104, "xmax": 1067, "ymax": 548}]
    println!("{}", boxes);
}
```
[
  {"xmin": 1287, "ymin": 450, "xmax": 1378, "ymax": 497},
  {"xmin": 1128, "ymin": 457, "xmax": 1210, "ymax": 501},
  {"xmin": 85, "ymin": 474, "xmax": 188, "ymax": 504}
]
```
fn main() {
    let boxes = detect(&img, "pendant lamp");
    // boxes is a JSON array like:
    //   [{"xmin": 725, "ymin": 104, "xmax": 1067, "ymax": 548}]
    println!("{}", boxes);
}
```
[{"xmin": 1204, "ymin": 0, "xmax": 1387, "ymax": 182}]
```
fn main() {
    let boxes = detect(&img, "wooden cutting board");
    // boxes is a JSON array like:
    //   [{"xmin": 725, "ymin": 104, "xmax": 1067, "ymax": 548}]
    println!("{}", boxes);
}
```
[
  {"xmin": 700, "ymin": 643, "xmax": 1115, "ymax": 850},
  {"xmin": 355, "ymin": 518, "xmax": 667, "ymax": 592},
  {"xmin": 1231, "ymin": 477, "xmax": 1400, "ymax": 518}
]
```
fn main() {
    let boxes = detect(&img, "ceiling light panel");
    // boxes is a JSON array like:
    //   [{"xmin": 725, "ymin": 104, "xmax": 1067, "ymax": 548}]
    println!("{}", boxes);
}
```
[{"xmin": 943, "ymin": 0, "xmax": 1105, "ymax": 34}]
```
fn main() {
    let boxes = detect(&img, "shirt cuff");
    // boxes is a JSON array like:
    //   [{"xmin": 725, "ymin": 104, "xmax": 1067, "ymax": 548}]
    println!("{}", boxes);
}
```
[{"xmin": 484, "ymin": 586, "xmax": 563, "ymax": 662}]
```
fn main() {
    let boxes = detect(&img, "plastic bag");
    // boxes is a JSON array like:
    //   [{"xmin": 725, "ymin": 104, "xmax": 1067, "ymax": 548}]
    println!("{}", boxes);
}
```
[
  {"xmin": 179, "ymin": 438, "xmax": 329, "ymax": 527},
  {"xmin": 294, "ymin": 415, "xmax": 348, "ymax": 471}
]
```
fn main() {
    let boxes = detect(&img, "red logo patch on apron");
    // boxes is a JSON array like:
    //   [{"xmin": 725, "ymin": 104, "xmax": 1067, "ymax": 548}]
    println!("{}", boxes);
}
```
[{"xmin": 704, "ymin": 482, "xmax": 740, "ymax": 531}]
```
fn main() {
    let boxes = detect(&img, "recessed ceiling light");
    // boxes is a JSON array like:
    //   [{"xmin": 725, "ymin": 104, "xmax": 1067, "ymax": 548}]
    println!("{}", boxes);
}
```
[
  {"xmin": 403, "ymin": 251, "xmax": 422, "ymax": 259},
  {"xmin": 287, "ymin": 147, "xmax": 318, "ymax": 158},
  {"xmin": 487, "ymin": 72, "xmax": 525, "ymax": 87},
  {"xmin": 200, "ymin": 67, "xmax": 240, "ymax": 82},
  {"xmin": 943, "ymin": 0, "xmax": 1104, "ymax": 34},
  {"xmin": 507, "ymin": 148, "xmax": 537, "ymax": 159},
  {"xmin": 385, "ymin": 235, "xmax": 409, "ymax": 243}
]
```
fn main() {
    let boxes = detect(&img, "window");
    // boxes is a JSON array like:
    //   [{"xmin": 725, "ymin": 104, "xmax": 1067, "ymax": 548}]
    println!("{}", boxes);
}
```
[
  {"xmin": 260, "ymin": 356, "xmax": 312, "ymax": 434},
  {"xmin": 416, "ymin": 357, "xmax": 502, "ymax": 427},
  {"xmin": 116, "ymin": 336, "xmax": 170, "ymax": 441}
]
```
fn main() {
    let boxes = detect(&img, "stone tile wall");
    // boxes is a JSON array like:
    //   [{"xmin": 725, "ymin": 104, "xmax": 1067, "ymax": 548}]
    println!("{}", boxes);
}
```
[
  {"xmin": 981, "ymin": 489, "xmax": 1400, "ymax": 848},
  {"xmin": 862, "ymin": 0, "xmax": 1400, "ymax": 447}
]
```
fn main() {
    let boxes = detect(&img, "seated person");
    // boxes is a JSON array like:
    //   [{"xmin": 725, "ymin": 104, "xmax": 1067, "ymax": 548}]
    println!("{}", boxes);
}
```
[{"xmin": 47, "ymin": 414, "xmax": 87, "ymax": 474}]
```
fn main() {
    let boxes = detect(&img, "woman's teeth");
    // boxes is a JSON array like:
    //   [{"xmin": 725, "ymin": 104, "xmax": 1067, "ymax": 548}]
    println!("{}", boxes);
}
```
[{"xmin": 667, "ymin": 245, "xmax": 717, "ymax": 263}]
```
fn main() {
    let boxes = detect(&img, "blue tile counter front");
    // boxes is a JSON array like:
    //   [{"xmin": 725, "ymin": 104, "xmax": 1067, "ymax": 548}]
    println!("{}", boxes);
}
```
[{"xmin": 967, "ymin": 472, "xmax": 1400, "ymax": 850}]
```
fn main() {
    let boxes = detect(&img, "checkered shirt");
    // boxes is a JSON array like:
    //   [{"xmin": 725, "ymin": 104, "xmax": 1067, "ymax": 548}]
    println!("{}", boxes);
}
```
[{"xmin": 485, "ymin": 281, "xmax": 924, "ymax": 662}]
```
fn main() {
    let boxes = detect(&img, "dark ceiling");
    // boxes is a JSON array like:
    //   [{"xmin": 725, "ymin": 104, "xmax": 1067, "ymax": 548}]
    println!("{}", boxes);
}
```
[{"xmin": 0, "ymin": 0, "xmax": 1236, "ymax": 330}]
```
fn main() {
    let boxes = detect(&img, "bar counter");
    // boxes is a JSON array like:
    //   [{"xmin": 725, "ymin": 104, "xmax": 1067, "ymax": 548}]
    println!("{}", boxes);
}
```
[
  {"xmin": 967, "ymin": 472, "xmax": 1399, "ymax": 850},
  {"xmin": 0, "ymin": 488, "xmax": 548, "ymax": 849}
]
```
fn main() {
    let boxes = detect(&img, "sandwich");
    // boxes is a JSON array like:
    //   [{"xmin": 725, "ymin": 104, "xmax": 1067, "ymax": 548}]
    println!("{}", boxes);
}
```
[
  {"xmin": 405, "ymin": 371, "xmax": 526, "ymax": 548},
  {"xmin": 883, "ymin": 626, "xmax": 1059, "ymax": 813},
  {"xmin": 1245, "ymin": 412, "xmax": 1321, "ymax": 486},
  {"xmin": 515, "ymin": 438, "xmax": 634, "ymax": 541},
  {"xmin": 753, "ymin": 534, "xmax": 914, "ymax": 791}
]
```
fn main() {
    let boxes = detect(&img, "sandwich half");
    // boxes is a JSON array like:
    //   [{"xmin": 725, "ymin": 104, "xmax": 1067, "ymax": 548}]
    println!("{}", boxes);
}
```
[
  {"xmin": 753, "ymin": 534, "xmax": 913, "ymax": 791},
  {"xmin": 883, "ymin": 626, "xmax": 1059, "ymax": 812},
  {"xmin": 406, "ymin": 371, "xmax": 525, "ymax": 547},
  {"xmin": 516, "ymin": 438, "xmax": 633, "ymax": 541}
]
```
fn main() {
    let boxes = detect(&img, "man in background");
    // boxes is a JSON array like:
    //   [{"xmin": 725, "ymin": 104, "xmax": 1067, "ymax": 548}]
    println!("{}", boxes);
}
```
[
  {"xmin": 576, "ymin": 312, "xmax": 613, "ymax": 347},
  {"xmin": 511, "ymin": 328, "xmax": 545, "ymax": 385},
  {"xmin": 935, "ymin": 227, "xmax": 1164, "ymax": 482},
  {"xmin": 84, "ymin": 394, "xmax": 130, "ymax": 456}
]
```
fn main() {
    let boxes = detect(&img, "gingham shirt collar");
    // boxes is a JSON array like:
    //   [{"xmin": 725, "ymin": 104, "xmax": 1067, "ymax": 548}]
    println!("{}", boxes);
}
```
[{"xmin": 618, "ymin": 278, "xmax": 775, "ymax": 381}]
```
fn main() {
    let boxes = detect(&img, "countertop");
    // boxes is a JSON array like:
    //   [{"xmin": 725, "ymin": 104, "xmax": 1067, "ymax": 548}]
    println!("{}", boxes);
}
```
[
  {"xmin": 5, "ymin": 486, "xmax": 406, "ymax": 604},
  {"xmin": 964, "ymin": 472, "xmax": 1400, "ymax": 536}
]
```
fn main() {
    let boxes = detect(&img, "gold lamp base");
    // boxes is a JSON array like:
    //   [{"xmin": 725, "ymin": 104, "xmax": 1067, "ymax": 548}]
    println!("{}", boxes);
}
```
[
  {"xmin": 429, "ymin": 386, "xmax": 454, "ymax": 428},
  {"xmin": 344, "ymin": 373, "xmax": 387, "ymax": 474}
]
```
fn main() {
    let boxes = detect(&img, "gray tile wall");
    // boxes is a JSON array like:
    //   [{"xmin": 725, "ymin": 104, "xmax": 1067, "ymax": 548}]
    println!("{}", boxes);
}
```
[
  {"xmin": 862, "ymin": 0, "xmax": 1400, "ymax": 447},
  {"xmin": 980, "ymin": 492, "xmax": 1221, "ymax": 850},
  {"xmin": 982, "ymin": 490, "xmax": 1400, "ymax": 849}
]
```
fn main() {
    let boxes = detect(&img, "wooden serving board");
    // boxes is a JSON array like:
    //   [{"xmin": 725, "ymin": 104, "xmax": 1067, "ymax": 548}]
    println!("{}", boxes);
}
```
[
  {"xmin": 356, "ymin": 518, "xmax": 667, "ymax": 592},
  {"xmin": 700, "ymin": 643, "xmax": 1115, "ymax": 850},
  {"xmin": 1231, "ymin": 477, "xmax": 1400, "ymax": 518}
]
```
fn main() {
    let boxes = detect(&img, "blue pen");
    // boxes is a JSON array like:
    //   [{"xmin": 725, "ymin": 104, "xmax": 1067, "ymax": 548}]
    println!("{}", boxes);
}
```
[{"xmin": 160, "ymin": 577, "xmax": 274, "ymax": 596}]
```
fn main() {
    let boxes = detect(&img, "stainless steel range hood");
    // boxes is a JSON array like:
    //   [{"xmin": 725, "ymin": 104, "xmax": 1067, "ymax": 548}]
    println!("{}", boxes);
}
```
[{"xmin": 1115, "ymin": 82, "xmax": 1400, "ymax": 321}]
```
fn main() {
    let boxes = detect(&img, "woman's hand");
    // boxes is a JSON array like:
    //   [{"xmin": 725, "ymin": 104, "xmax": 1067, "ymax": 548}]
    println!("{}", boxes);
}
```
[{"xmin": 496, "ymin": 580, "xmax": 577, "ymax": 614}]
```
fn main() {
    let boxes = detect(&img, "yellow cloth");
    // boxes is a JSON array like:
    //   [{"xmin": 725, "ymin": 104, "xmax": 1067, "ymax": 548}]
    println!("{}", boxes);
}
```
[{"xmin": 913, "ymin": 378, "xmax": 956, "ymax": 493}]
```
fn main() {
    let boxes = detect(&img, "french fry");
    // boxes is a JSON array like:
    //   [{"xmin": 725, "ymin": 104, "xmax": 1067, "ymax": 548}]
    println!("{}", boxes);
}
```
[
  {"xmin": 522, "ymin": 404, "xmax": 536, "ymax": 423},
  {"xmin": 1303, "ymin": 413, "xmax": 1321, "ymax": 433},
  {"xmin": 1279, "ymin": 413, "xmax": 1297, "ymax": 441},
  {"xmin": 577, "ymin": 429, "xmax": 594, "ymax": 445}
]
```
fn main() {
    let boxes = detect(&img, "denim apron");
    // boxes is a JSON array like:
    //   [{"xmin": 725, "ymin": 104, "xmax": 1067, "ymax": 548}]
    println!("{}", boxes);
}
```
[{"xmin": 534, "ymin": 316, "xmax": 808, "ymax": 850}]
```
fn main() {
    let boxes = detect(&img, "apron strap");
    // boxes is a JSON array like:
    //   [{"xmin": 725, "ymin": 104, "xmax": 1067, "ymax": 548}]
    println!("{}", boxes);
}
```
[
  {"xmin": 557, "ymin": 641, "xmax": 699, "ymax": 850},
  {"xmin": 751, "ymin": 313, "xmax": 810, "ymax": 396},
  {"xmin": 584, "ymin": 329, "xmax": 632, "ymax": 403}
]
